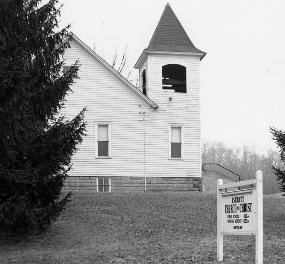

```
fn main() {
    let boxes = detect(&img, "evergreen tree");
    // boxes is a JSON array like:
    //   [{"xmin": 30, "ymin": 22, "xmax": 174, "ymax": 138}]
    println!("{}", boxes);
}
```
[
  {"xmin": 0, "ymin": 0, "xmax": 86, "ymax": 232},
  {"xmin": 270, "ymin": 127, "xmax": 285, "ymax": 193}
]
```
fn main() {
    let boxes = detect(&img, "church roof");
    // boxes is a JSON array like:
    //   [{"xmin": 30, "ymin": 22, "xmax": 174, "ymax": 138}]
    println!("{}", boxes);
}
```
[
  {"xmin": 135, "ymin": 3, "xmax": 206, "ymax": 68},
  {"xmin": 69, "ymin": 34, "xmax": 158, "ymax": 109}
]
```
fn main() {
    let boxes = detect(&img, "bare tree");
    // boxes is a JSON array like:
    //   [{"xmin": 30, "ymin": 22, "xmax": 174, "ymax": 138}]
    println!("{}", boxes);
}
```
[
  {"xmin": 111, "ymin": 46, "xmax": 138, "ymax": 85},
  {"xmin": 92, "ymin": 41, "xmax": 139, "ymax": 87}
]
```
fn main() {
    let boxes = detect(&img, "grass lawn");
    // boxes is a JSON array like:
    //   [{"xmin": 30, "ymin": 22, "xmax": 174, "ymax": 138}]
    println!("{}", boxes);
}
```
[{"xmin": 0, "ymin": 192, "xmax": 284, "ymax": 263}]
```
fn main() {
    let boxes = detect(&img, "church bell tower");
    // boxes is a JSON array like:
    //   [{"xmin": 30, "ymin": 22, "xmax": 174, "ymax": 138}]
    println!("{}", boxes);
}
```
[
  {"xmin": 134, "ymin": 3, "xmax": 205, "ymax": 103},
  {"xmin": 134, "ymin": 3, "xmax": 206, "ymax": 179}
]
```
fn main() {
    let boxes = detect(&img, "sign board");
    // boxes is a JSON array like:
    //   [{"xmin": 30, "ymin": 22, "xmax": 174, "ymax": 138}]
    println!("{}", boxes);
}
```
[
  {"xmin": 223, "ymin": 190, "xmax": 256, "ymax": 234},
  {"xmin": 217, "ymin": 171, "xmax": 263, "ymax": 264}
]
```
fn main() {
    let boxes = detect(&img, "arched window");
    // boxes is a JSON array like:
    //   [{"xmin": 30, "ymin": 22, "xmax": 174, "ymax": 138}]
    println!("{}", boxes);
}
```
[
  {"xmin": 162, "ymin": 64, "xmax": 186, "ymax": 93},
  {"xmin": 142, "ymin": 69, "xmax": 147, "ymax": 96}
]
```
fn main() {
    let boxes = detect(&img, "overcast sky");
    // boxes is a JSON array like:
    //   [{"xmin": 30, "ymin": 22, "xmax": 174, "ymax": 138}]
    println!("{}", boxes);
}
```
[{"xmin": 60, "ymin": 0, "xmax": 285, "ymax": 154}]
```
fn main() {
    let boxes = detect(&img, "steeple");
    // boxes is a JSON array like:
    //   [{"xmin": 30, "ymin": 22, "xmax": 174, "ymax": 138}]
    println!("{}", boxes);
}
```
[
  {"xmin": 135, "ymin": 3, "xmax": 205, "ymax": 69},
  {"xmin": 148, "ymin": 3, "xmax": 204, "ymax": 53}
]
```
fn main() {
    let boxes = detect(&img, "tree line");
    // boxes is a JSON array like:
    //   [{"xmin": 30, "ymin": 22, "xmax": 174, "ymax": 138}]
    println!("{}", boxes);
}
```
[{"xmin": 202, "ymin": 141, "xmax": 280, "ymax": 194}]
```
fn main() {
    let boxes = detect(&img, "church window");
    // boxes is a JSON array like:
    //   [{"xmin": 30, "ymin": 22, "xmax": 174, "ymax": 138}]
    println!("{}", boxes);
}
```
[
  {"xmin": 170, "ymin": 125, "xmax": 183, "ymax": 159},
  {"xmin": 162, "ymin": 64, "xmax": 186, "ymax": 93},
  {"xmin": 96, "ymin": 123, "xmax": 111, "ymax": 158},
  {"xmin": 142, "ymin": 69, "xmax": 147, "ymax": 96}
]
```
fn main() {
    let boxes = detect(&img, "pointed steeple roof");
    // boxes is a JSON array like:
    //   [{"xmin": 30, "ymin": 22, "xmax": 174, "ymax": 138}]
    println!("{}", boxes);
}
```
[
  {"xmin": 135, "ymin": 3, "xmax": 205, "ymax": 68},
  {"xmin": 147, "ymin": 3, "xmax": 204, "ymax": 53}
]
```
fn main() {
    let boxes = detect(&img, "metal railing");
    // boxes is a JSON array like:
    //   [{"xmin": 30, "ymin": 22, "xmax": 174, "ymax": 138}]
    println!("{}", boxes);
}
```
[{"xmin": 202, "ymin": 163, "xmax": 241, "ymax": 182}]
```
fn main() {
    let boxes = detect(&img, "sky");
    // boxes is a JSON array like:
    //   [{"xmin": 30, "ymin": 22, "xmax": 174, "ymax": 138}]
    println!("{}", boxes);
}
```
[{"xmin": 60, "ymin": 0, "xmax": 285, "ymax": 154}]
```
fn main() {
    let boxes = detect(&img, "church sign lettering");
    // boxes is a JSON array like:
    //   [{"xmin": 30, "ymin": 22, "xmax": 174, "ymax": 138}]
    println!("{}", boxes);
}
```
[{"xmin": 223, "ymin": 194, "xmax": 255, "ymax": 233}]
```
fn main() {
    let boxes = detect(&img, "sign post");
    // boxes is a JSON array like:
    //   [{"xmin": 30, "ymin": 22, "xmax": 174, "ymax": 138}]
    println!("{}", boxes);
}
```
[
  {"xmin": 217, "ymin": 178, "xmax": 224, "ymax": 261},
  {"xmin": 217, "ymin": 170, "xmax": 263, "ymax": 264},
  {"xmin": 255, "ymin": 171, "xmax": 263, "ymax": 264}
]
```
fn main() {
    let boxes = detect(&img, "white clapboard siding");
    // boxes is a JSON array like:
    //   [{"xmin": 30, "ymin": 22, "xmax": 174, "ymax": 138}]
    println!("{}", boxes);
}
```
[
  {"xmin": 62, "ymin": 37, "xmax": 201, "ymax": 180},
  {"xmin": 143, "ymin": 54, "xmax": 201, "ymax": 177},
  {"xmin": 63, "ymin": 39, "xmax": 150, "ymax": 179}
]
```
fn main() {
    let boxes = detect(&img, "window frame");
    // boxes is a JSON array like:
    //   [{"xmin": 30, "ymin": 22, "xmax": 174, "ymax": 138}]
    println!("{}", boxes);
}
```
[
  {"xmin": 95, "ymin": 122, "xmax": 112, "ymax": 158},
  {"xmin": 96, "ymin": 177, "xmax": 111, "ymax": 192},
  {"xmin": 169, "ymin": 124, "xmax": 184, "ymax": 160}
]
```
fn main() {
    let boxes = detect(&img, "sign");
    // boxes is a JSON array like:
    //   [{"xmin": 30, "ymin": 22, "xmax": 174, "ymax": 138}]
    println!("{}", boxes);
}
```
[
  {"xmin": 223, "ymin": 190, "xmax": 255, "ymax": 234},
  {"xmin": 217, "ymin": 171, "xmax": 263, "ymax": 264}
]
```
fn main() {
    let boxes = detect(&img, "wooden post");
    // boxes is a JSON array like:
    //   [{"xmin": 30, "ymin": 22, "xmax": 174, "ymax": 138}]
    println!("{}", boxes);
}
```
[
  {"xmin": 255, "ymin": 170, "xmax": 263, "ymax": 264},
  {"xmin": 217, "ymin": 179, "xmax": 223, "ymax": 262}
]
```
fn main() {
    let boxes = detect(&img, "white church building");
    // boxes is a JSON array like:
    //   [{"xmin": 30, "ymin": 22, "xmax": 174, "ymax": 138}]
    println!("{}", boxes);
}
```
[{"xmin": 63, "ymin": 3, "xmax": 206, "ymax": 192}]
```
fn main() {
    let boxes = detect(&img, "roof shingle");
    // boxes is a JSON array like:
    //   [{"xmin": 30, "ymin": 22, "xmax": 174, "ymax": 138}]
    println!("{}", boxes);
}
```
[
  {"xmin": 147, "ymin": 3, "xmax": 205, "ymax": 54},
  {"xmin": 134, "ymin": 3, "xmax": 206, "ymax": 68}
]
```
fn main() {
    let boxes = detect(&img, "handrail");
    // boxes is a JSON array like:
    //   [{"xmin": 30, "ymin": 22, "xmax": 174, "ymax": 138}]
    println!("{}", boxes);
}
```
[{"xmin": 202, "ymin": 163, "xmax": 241, "ymax": 181}]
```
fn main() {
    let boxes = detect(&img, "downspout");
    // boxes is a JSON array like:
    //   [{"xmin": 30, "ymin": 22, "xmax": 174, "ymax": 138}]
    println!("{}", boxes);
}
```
[
  {"xmin": 139, "ymin": 105, "xmax": 147, "ymax": 192},
  {"xmin": 143, "ymin": 111, "xmax": 146, "ymax": 192}
]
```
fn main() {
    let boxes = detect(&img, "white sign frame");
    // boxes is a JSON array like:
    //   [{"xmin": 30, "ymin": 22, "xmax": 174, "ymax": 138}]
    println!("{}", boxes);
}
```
[{"xmin": 217, "ymin": 170, "xmax": 263, "ymax": 264}]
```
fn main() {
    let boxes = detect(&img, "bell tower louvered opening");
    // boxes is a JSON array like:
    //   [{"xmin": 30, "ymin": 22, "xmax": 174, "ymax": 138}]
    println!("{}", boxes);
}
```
[{"xmin": 162, "ymin": 64, "xmax": 186, "ymax": 93}]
